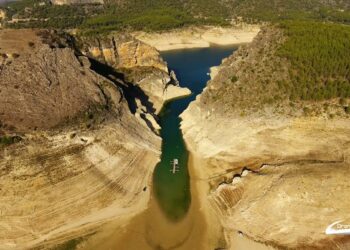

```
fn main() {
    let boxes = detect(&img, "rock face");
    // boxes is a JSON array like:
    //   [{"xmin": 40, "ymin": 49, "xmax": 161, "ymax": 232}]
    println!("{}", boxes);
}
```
[
  {"xmin": 133, "ymin": 25, "xmax": 260, "ymax": 51},
  {"xmin": 0, "ymin": 29, "xmax": 161, "ymax": 249},
  {"xmin": 181, "ymin": 28, "xmax": 350, "ymax": 249},
  {"xmin": 1, "ymin": 45, "xmax": 105, "ymax": 132},
  {"xmin": 79, "ymin": 34, "xmax": 190, "ymax": 113}
]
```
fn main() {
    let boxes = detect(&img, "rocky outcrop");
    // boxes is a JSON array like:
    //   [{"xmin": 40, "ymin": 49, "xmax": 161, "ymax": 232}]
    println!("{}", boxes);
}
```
[
  {"xmin": 81, "ymin": 34, "xmax": 167, "ymax": 72},
  {"xmin": 0, "ymin": 29, "xmax": 161, "ymax": 249},
  {"xmin": 79, "ymin": 33, "xmax": 190, "ymax": 113},
  {"xmin": 181, "ymin": 27, "xmax": 350, "ymax": 249}
]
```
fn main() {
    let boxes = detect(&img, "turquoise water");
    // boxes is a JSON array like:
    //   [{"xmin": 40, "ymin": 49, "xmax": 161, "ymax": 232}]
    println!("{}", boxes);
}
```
[{"xmin": 153, "ymin": 46, "xmax": 236, "ymax": 221}]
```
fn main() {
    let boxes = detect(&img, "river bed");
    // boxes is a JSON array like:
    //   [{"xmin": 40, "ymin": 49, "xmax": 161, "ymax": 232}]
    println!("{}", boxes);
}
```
[
  {"xmin": 82, "ymin": 46, "xmax": 238, "ymax": 250},
  {"xmin": 154, "ymin": 46, "xmax": 237, "ymax": 221}
]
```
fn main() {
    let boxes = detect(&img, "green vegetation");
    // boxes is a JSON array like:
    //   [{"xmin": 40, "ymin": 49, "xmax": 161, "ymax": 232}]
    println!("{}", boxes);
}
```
[
  {"xmin": 0, "ymin": 135, "xmax": 21, "ymax": 146},
  {"xmin": 231, "ymin": 75, "xmax": 238, "ymax": 83},
  {"xmin": 204, "ymin": 19, "xmax": 350, "ymax": 117},
  {"xmin": 314, "ymin": 8, "xmax": 350, "ymax": 24},
  {"xmin": 80, "ymin": 8, "xmax": 196, "ymax": 35},
  {"xmin": 233, "ymin": 0, "xmax": 350, "ymax": 23},
  {"xmin": 80, "ymin": 0, "xmax": 229, "ymax": 35},
  {"xmin": 4, "ymin": 0, "xmax": 94, "ymax": 29},
  {"xmin": 3, "ymin": 0, "xmax": 230, "ymax": 32},
  {"xmin": 4, "ymin": 0, "xmax": 348, "ymax": 32},
  {"xmin": 277, "ymin": 21, "xmax": 350, "ymax": 101}
]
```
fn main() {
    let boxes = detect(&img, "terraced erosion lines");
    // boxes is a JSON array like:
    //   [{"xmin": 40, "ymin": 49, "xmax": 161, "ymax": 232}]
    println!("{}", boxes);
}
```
[
  {"xmin": 0, "ymin": 28, "xmax": 192, "ymax": 249},
  {"xmin": 180, "ymin": 26, "xmax": 350, "ymax": 249},
  {"xmin": 0, "ymin": 19, "xmax": 349, "ymax": 249}
]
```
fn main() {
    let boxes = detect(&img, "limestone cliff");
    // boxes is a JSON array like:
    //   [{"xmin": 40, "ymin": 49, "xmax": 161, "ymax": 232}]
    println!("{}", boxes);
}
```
[
  {"xmin": 181, "ymin": 27, "xmax": 350, "ymax": 249},
  {"xmin": 0, "ymin": 29, "xmax": 161, "ymax": 249},
  {"xmin": 79, "ymin": 33, "xmax": 191, "ymax": 113},
  {"xmin": 133, "ymin": 25, "xmax": 260, "ymax": 51}
]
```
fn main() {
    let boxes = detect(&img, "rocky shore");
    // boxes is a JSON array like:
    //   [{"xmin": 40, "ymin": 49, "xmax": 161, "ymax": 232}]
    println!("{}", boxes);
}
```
[
  {"xmin": 0, "ymin": 29, "xmax": 189, "ymax": 249},
  {"xmin": 133, "ymin": 25, "xmax": 260, "ymax": 51},
  {"xmin": 78, "ymin": 32, "xmax": 191, "ymax": 114}
]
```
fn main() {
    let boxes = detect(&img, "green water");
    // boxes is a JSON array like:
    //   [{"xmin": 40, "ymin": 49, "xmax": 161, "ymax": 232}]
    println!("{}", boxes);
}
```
[{"xmin": 153, "ymin": 46, "xmax": 236, "ymax": 221}]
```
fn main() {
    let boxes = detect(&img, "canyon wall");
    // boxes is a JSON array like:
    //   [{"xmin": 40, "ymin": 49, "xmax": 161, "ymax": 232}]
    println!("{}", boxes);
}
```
[
  {"xmin": 0, "ymin": 29, "xmax": 166, "ymax": 249},
  {"xmin": 181, "ymin": 27, "xmax": 350, "ymax": 249},
  {"xmin": 79, "ymin": 33, "xmax": 190, "ymax": 113}
]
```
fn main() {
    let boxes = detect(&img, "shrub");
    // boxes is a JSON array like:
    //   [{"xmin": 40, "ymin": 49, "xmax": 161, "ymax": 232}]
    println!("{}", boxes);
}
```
[{"xmin": 231, "ymin": 75, "xmax": 238, "ymax": 83}]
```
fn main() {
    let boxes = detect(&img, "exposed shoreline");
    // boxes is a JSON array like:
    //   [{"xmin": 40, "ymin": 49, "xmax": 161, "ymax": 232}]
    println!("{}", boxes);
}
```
[
  {"xmin": 133, "ymin": 25, "xmax": 260, "ymax": 51},
  {"xmin": 78, "ymin": 153, "xmax": 211, "ymax": 249},
  {"xmin": 188, "ymin": 152, "xmax": 275, "ymax": 250}
]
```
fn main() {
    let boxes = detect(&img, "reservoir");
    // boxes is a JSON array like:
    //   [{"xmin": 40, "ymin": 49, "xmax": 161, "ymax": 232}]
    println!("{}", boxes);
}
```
[
  {"xmin": 85, "ymin": 46, "xmax": 238, "ymax": 250},
  {"xmin": 154, "ymin": 46, "xmax": 237, "ymax": 221}
]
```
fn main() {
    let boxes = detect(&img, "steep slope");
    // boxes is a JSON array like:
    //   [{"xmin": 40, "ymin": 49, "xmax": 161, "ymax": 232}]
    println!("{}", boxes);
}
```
[
  {"xmin": 181, "ymin": 24, "xmax": 350, "ymax": 249},
  {"xmin": 0, "ymin": 29, "xmax": 161, "ymax": 249},
  {"xmin": 78, "ymin": 33, "xmax": 191, "ymax": 113}
]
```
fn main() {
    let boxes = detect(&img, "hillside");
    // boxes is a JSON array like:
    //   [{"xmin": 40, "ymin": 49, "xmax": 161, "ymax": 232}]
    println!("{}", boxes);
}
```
[
  {"xmin": 1, "ymin": 0, "xmax": 350, "ymax": 32},
  {"xmin": 180, "ymin": 22, "xmax": 350, "ymax": 250},
  {"xmin": 201, "ymin": 21, "xmax": 350, "ymax": 118},
  {"xmin": 0, "ymin": 0, "xmax": 350, "ymax": 249},
  {"xmin": 0, "ymin": 28, "xmax": 191, "ymax": 249}
]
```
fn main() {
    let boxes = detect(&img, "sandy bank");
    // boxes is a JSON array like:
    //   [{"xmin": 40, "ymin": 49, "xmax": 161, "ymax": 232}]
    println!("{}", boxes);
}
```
[
  {"xmin": 133, "ymin": 25, "xmax": 260, "ymax": 51},
  {"xmin": 181, "ymin": 99, "xmax": 350, "ymax": 249},
  {"xmin": 178, "ymin": 25, "xmax": 350, "ymax": 248},
  {"xmin": 78, "ymin": 154, "xmax": 213, "ymax": 250},
  {"xmin": 0, "ymin": 29, "xmax": 165, "ymax": 249}
]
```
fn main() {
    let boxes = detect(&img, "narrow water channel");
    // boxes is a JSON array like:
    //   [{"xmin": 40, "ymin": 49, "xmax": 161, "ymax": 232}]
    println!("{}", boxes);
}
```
[
  {"xmin": 84, "ymin": 46, "xmax": 238, "ymax": 250},
  {"xmin": 154, "ymin": 46, "xmax": 237, "ymax": 221}
]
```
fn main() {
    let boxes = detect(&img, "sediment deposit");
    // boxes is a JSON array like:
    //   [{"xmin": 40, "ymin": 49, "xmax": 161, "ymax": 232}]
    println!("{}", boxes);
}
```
[
  {"xmin": 133, "ymin": 25, "xmax": 260, "ymax": 51},
  {"xmin": 0, "ymin": 29, "xmax": 177, "ymax": 249}
]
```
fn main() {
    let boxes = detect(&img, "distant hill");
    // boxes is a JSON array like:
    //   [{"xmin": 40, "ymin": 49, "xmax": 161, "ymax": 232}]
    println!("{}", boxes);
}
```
[{"xmin": 2, "ymin": 0, "xmax": 350, "ymax": 31}]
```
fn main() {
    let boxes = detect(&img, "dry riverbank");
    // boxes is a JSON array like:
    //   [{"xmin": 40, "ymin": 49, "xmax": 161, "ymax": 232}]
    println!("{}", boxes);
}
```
[
  {"xmin": 189, "ymin": 153, "xmax": 274, "ymax": 250},
  {"xmin": 133, "ymin": 25, "xmax": 260, "ymax": 51},
  {"xmin": 78, "ymin": 154, "xmax": 214, "ymax": 250},
  {"xmin": 179, "ymin": 27, "xmax": 350, "ymax": 248},
  {"xmin": 0, "ymin": 29, "xmax": 180, "ymax": 249},
  {"xmin": 181, "ymin": 100, "xmax": 350, "ymax": 249}
]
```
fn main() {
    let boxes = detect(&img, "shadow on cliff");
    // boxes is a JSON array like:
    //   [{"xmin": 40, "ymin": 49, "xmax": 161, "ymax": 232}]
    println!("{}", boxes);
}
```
[{"xmin": 88, "ymin": 58, "xmax": 159, "ymax": 133}]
